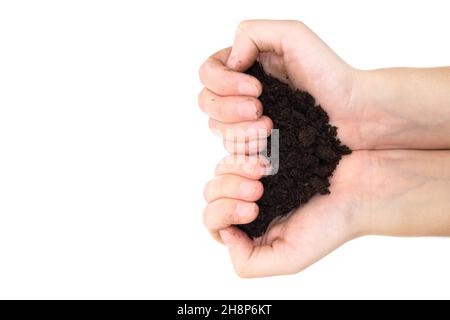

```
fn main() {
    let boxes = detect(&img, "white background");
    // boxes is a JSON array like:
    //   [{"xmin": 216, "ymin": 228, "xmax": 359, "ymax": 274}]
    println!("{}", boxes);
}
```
[{"xmin": 0, "ymin": 0, "xmax": 449, "ymax": 299}]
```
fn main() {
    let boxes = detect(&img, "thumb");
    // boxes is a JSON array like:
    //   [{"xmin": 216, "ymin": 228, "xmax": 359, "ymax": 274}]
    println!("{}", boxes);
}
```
[
  {"xmin": 219, "ymin": 227, "xmax": 254, "ymax": 275},
  {"xmin": 219, "ymin": 227, "xmax": 293, "ymax": 278},
  {"xmin": 226, "ymin": 20, "xmax": 307, "ymax": 71}
]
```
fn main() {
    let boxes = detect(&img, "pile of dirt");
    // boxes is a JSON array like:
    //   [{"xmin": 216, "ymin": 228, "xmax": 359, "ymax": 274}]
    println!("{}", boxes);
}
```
[{"xmin": 239, "ymin": 62, "xmax": 351, "ymax": 238}]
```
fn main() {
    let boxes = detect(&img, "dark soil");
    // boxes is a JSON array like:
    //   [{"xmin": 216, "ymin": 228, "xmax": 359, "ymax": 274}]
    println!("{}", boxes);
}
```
[{"xmin": 238, "ymin": 62, "xmax": 351, "ymax": 238}]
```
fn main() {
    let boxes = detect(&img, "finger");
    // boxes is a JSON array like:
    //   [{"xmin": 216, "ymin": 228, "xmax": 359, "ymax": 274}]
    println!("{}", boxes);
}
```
[
  {"xmin": 199, "ymin": 47, "xmax": 262, "ymax": 97},
  {"xmin": 203, "ymin": 199, "xmax": 258, "ymax": 241},
  {"xmin": 209, "ymin": 116, "xmax": 273, "ymax": 141},
  {"xmin": 198, "ymin": 87, "xmax": 262, "ymax": 122},
  {"xmin": 215, "ymin": 155, "xmax": 272, "ymax": 179},
  {"xmin": 203, "ymin": 174, "xmax": 264, "ymax": 203},
  {"xmin": 219, "ymin": 227, "xmax": 297, "ymax": 278},
  {"xmin": 227, "ymin": 20, "xmax": 298, "ymax": 70},
  {"xmin": 223, "ymin": 139, "xmax": 267, "ymax": 155}
]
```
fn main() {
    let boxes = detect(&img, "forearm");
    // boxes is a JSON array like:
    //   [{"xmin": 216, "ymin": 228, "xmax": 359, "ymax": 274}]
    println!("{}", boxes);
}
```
[
  {"xmin": 360, "ymin": 150, "xmax": 450, "ymax": 237},
  {"xmin": 357, "ymin": 67, "xmax": 450, "ymax": 149}
]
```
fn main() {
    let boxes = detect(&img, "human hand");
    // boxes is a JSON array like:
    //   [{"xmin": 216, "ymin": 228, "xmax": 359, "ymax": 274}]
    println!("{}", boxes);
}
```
[
  {"xmin": 204, "ymin": 150, "xmax": 450, "ymax": 277},
  {"xmin": 199, "ymin": 20, "xmax": 364, "ymax": 277},
  {"xmin": 199, "ymin": 20, "xmax": 364, "ymax": 151},
  {"xmin": 200, "ymin": 20, "xmax": 450, "ymax": 151},
  {"xmin": 199, "ymin": 20, "xmax": 450, "ymax": 277},
  {"xmin": 203, "ymin": 151, "xmax": 367, "ymax": 277}
]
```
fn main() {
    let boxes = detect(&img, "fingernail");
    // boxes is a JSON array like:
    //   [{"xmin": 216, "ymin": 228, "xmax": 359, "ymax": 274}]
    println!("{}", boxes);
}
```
[
  {"xmin": 239, "ymin": 181, "xmax": 256, "ymax": 198},
  {"xmin": 243, "ymin": 163, "xmax": 259, "ymax": 177},
  {"xmin": 262, "ymin": 165, "xmax": 273, "ymax": 176},
  {"xmin": 227, "ymin": 52, "xmax": 239, "ymax": 69},
  {"xmin": 235, "ymin": 202, "xmax": 255, "ymax": 218},
  {"xmin": 247, "ymin": 122, "xmax": 268, "ymax": 138},
  {"xmin": 259, "ymin": 156, "xmax": 271, "ymax": 166},
  {"xmin": 249, "ymin": 121, "xmax": 264, "ymax": 131},
  {"xmin": 219, "ymin": 229, "xmax": 234, "ymax": 246},
  {"xmin": 238, "ymin": 101, "xmax": 257, "ymax": 119},
  {"xmin": 238, "ymin": 82, "xmax": 259, "ymax": 96},
  {"xmin": 245, "ymin": 162, "xmax": 271, "ymax": 176},
  {"xmin": 247, "ymin": 140, "xmax": 260, "ymax": 153}
]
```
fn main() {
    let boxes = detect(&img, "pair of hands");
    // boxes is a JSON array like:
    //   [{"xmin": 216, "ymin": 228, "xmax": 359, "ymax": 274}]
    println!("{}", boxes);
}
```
[{"xmin": 198, "ymin": 20, "xmax": 450, "ymax": 277}]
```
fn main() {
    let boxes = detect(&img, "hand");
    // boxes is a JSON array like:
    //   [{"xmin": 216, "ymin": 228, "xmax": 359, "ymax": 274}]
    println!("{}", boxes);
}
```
[
  {"xmin": 199, "ymin": 20, "xmax": 364, "ymax": 151},
  {"xmin": 199, "ymin": 20, "xmax": 450, "ymax": 277},
  {"xmin": 203, "ymin": 151, "xmax": 368, "ymax": 277},
  {"xmin": 204, "ymin": 150, "xmax": 450, "ymax": 277},
  {"xmin": 200, "ymin": 20, "xmax": 450, "ymax": 151}
]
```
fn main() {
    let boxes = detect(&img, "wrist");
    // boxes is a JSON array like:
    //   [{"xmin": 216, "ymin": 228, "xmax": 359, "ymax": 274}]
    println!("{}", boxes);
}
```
[
  {"xmin": 354, "ymin": 67, "xmax": 450, "ymax": 149},
  {"xmin": 351, "ymin": 69, "xmax": 411, "ymax": 149},
  {"xmin": 355, "ymin": 150, "xmax": 450, "ymax": 237}
]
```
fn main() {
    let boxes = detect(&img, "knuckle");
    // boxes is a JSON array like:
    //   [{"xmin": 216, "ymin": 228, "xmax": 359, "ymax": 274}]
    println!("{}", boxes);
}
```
[
  {"xmin": 198, "ymin": 60, "xmax": 208, "ymax": 83},
  {"xmin": 215, "ymin": 156, "xmax": 233, "ymax": 175},
  {"xmin": 213, "ymin": 175, "xmax": 226, "ymax": 190},
  {"xmin": 234, "ymin": 263, "xmax": 252, "ymax": 278},
  {"xmin": 202, "ymin": 206, "xmax": 210, "ymax": 227},
  {"xmin": 198, "ymin": 88, "xmax": 207, "ymax": 112},
  {"xmin": 292, "ymin": 20, "xmax": 305, "ymax": 27},
  {"xmin": 202, "ymin": 179, "xmax": 213, "ymax": 202},
  {"xmin": 237, "ymin": 20, "xmax": 247, "ymax": 32},
  {"xmin": 290, "ymin": 21, "xmax": 306, "ymax": 36},
  {"xmin": 208, "ymin": 118, "xmax": 216, "ymax": 131},
  {"xmin": 284, "ymin": 20, "xmax": 304, "ymax": 30},
  {"xmin": 237, "ymin": 20, "xmax": 252, "ymax": 33}
]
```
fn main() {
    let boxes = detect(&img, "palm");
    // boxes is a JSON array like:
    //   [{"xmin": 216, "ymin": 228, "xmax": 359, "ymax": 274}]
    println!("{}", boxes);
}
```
[
  {"xmin": 255, "ymin": 151, "xmax": 369, "ymax": 272},
  {"xmin": 259, "ymin": 45, "xmax": 362, "ymax": 149}
]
